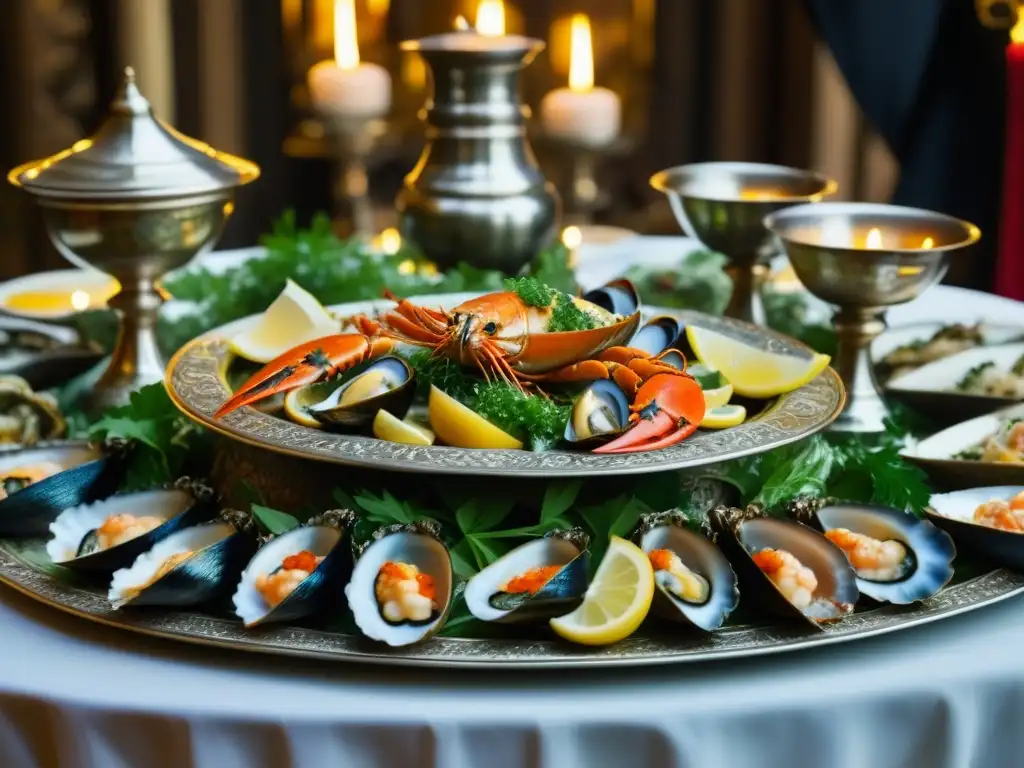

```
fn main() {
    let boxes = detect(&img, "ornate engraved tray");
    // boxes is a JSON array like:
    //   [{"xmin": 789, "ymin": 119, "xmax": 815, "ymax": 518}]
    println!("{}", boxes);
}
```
[
  {"xmin": 166, "ymin": 294, "xmax": 846, "ymax": 477},
  {"xmin": 0, "ymin": 540, "xmax": 1020, "ymax": 668}
]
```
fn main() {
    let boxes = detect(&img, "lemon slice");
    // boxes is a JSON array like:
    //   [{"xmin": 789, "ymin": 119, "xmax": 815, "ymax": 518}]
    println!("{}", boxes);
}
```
[
  {"xmin": 229, "ymin": 279, "xmax": 338, "ymax": 363},
  {"xmin": 373, "ymin": 409, "xmax": 436, "ymax": 446},
  {"xmin": 283, "ymin": 388, "xmax": 323, "ymax": 429},
  {"xmin": 685, "ymin": 325, "xmax": 830, "ymax": 398},
  {"xmin": 428, "ymin": 386, "xmax": 523, "ymax": 450},
  {"xmin": 702, "ymin": 382, "xmax": 734, "ymax": 409},
  {"xmin": 701, "ymin": 404, "xmax": 747, "ymax": 429},
  {"xmin": 549, "ymin": 536, "xmax": 655, "ymax": 646}
]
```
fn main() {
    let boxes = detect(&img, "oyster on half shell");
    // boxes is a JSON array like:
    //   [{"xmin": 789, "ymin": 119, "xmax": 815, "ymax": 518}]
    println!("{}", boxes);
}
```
[
  {"xmin": 108, "ymin": 508, "xmax": 259, "ymax": 609},
  {"xmin": 711, "ymin": 504, "xmax": 858, "ymax": 629},
  {"xmin": 46, "ymin": 477, "xmax": 215, "ymax": 572},
  {"xmin": 346, "ymin": 520, "xmax": 453, "ymax": 647},
  {"xmin": 633, "ymin": 511, "xmax": 738, "ymax": 631},
  {"xmin": 465, "ymin": 528, "xmax": 590, "ymax": 623},
  {"xmin": 788, "ymin": 496, "xmax": 955, "ymax": 604},
  {"xmin": 232, "ymin": 508, "xmax": 356, "ymax": 628}
]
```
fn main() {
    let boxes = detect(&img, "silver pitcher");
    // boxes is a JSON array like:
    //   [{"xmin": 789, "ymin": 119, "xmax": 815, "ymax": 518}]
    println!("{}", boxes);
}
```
[{"xmin": 397, "ymin": 30, "xmax": 560, "ymax": 274}]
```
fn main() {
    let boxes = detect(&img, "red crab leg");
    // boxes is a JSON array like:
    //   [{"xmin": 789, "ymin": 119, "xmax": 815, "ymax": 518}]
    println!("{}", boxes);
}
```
[
  {"xmin": 214, "ymin": 334, "xmax": 394, "ymax": 418},
  {"xmin": 592, "ymin": 374, "xmax": 705, "ymax": 454}
]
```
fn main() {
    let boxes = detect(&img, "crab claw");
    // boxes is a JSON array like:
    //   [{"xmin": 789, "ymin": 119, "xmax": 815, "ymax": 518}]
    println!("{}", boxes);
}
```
[
  {"xmin": 214, "ymin": 334, "xmax": 393, "ymax": 419},
  {"xmin": 592, "ymin": 373, "xmax": 705, "ymax": 454}
]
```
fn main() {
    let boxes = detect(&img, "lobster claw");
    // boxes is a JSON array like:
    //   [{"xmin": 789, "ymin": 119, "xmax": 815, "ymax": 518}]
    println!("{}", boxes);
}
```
[
  {"xmin": 591, "ymin": 373, "xmax": 705, "ymax": 454},
  {"xmin": 214, "ymin": 334, "xmax": 392, "ymax": 419}
]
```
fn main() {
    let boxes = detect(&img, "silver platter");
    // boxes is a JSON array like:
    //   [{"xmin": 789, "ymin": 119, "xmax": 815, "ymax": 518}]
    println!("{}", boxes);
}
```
[
  {"xmin": 166, "ymin": 294, "xmax": 845, "ymax": 477},
  {"xmin": 2, "ymin": 541, "xmax": 1020, "ymax": 668}
]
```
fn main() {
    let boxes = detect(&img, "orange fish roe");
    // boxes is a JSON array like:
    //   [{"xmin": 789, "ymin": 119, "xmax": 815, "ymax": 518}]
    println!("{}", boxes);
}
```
[
  {"xmin": 502, "ymin": 565, "xmax": 561, "ymax": 595},
  {"xmin": 648, "ymin": 549, "xmax": 675, "ymax": 572},
  {"xmin": 416, "ymin": 573, "xmax": 436, "ymax": 600},
  {"xmin": 380, "ymin": 561, "xmax": 434, "ymax": 597},
  {"xmin": 282, "ymin": 550, "xmax": 321, "ymax": 573},
  {"xmin": 752, "ymin": 548, "xmax": 784, "ymax": 575}
]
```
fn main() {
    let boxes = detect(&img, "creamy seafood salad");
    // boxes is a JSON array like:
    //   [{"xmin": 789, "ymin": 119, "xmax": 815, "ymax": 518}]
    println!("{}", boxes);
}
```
[
  {"xmin": 880, "ymin": 324, "xmax": 985, "ymax": 380},
  {"xmin": 971, "ymin": 491, "xmax": 1024, "ymax": 532},
  {"xmin": 953, "ymin": 354, "xmax": 1024, "ymax": 398},
  {"xmin": 955, "ymin": 417, "xmax": 1024, "ymax": 464}
]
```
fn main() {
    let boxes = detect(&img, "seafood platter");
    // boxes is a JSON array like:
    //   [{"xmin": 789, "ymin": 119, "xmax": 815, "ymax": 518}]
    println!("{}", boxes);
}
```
[
  {"xmin": 0, "ymin": 280, "xmax": 1021, "ymax": 668},
  {"xmin": 166, "ymin": 278, "xmax": 844, "ymax": 476},
  {"xmin": 0, "ymin": 444, "xmax": 1021, "ymax": 666}
]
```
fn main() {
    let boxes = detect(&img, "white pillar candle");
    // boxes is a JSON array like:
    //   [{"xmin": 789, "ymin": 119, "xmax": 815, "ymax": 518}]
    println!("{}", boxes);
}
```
[
  {"xmin": 539, "ymin": 14, "xmax": 620, "ymax": 147},
  {"xmin": 307, "ymin": 0, "xmax": 391, "ymax": 119}
]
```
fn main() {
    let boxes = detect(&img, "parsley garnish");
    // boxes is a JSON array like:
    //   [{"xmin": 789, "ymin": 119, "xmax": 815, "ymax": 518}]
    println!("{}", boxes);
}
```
[
  {"xmin": 1012, "ymin": 353, "xmax": 1024, "ymax": 377},
  {"xmin": 549, "ymin": 293, "xmax": 599, "ymax": 333},
  {"xmin": 503, "ymin": 276, "xmax": 554, "ymax": 307},
  {"xmin": 956, "ymin": 361, "xmax": 995, "ymax": 392}
]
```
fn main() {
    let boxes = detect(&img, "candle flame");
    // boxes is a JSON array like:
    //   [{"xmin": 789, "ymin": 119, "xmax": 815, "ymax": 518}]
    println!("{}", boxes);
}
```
[
  {"xmin": 454, "ymin": 15, "xmax": 470, "ymax": 30},
  {"xmin": 568, "ymin": 14, "xmax": 594, "ymax": 92},
  {"xmin": 70, "ymin": 290, "xmax": 90, "ymax": 312},
  {"xmin": 1013, "ymin": 10, "xmax": 1024, "ymax": 44},
  {"xmin": 334, "ymin": 0, "xmax": 360, "ymax": 70},
  {"xmin": 865, "ymin": 228, "xmax": 882, "ymax": 250},
  {"xmin": 921, "ymin": 236, "xmax": 935, "ymax": 249},
  {"xmin": 476, "ymin": 0, "xmax": 505, "ymax": 36},
  {"xmin": 561, "ymin": 225, "xmax": 583, "ymax": 249}
]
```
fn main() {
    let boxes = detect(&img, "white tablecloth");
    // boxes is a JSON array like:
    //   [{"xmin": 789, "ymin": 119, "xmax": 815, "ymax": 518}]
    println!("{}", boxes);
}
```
[{"xmin": 1, "ymin": 240, "xmax": 1023, "ymax": 768}]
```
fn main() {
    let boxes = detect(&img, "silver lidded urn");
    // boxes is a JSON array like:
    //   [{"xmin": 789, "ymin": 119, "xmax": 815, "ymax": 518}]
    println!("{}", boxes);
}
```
[
  {"xmin": 397, "ymin": 25, "xmax": 560, "ymax": 274},
  {"xmin": 8, "ymin": 66, "xmax": 259, "ymax": 415}
]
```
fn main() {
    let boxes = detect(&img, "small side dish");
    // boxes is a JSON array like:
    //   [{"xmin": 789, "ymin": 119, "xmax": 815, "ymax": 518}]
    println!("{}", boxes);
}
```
[{"xmin": 955, "ymin": 417, "xmax": 1024, "ymax": 464}]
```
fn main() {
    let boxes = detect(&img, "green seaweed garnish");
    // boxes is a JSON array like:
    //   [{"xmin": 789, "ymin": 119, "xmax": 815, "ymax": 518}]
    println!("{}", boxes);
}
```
[
  {"xmin": 504, "ymin": 276, "xmax": 554, "ymax": 308},
  {"xmin": 1012, "ymin": 353, "xmax": 1024, "ymax": 377}
]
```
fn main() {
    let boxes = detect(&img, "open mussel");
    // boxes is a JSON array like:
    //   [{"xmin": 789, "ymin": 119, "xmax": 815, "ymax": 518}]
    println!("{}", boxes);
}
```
[
  {"xmin": 633, "ymin": 511, "xmax": 738, "ymax": 631},
  {"xmin": 564, "ymin": 380, "xmax": 630, "ymax": 447},
  {"xmin": 926, "ymin": 485, "xmax": 1024, "ymax": 570},
  {"xmin": 232, "ymin": 509, "xmax": 356, "ymax": 628},
  {"xmin": 0, "ymin": 374, "xmax": 66, "ymax": 444},
  {"xmin": 109, "ymin": 508, "xmax": 259, "ymax": 609},
  {"xmin": 582, "ymin": 278, "xmax": 640, "ymax": 317},
  {"xmin": 787, "ymin": 496, "xmax": 955, "ymax": 604},
  {"xmin": 711, "ymin": 504, "xmax": 858, "ymax": 629},
  {"xmin": 629, "ymin": 317, "xmax": 681, "ymax": 358},
  {"xmin": 305, "ymin": 356, "xmax": 414, "ymax": 429},
  {"xmin": 46, "ymin": 477, "xmax": 215, "ymax": 572},
  {"xmin": 0, "ymin": 439, "xmax": 123, "ymax": 537},
  {"xmin": 346, "ymin": 520, "xmax": 453, "ymax": 647},
  {"xmin": 465, "ymin": 529, "xmax": 590, "ymax": 623}
]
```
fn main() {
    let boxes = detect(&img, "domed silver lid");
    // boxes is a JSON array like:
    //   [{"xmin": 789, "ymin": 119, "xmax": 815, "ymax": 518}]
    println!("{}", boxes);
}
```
[{"xmin": 8, "ymin": 66, "xmax": 259, "ymax": 200}]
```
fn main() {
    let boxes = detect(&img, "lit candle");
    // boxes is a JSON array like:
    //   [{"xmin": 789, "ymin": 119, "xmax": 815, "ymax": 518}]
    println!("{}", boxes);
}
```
[
  {"xmin": 865, "ymin": 227, "xmax": 883, "ymax": 249},
  {"xmin": 475, "ymin": 0, "xmax": 505, "ymax": 36},
  {"xmin": 996, "ymin": 11, "xmax": 1024, "ymax": 300},
  {"xmin": 307, "ymin": 0, "xmax": 391, "ymax": 119},
  {"xmin": 539, "ymin": 14, "xmax": 621, "ymax": 147}
]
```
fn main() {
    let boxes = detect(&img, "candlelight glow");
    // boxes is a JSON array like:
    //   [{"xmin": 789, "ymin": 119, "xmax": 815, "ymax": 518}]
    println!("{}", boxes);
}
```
[
  {"xmin": 70, "ymin": 290, "xmax": 90, "ymax": 311},
  {"xmin": 865, "ymin": 228, "xmax": 882, "ymax": 250},
  {"xmin": 334, "ymin": 0, "xmax": 360, "ymax": 69},
  {"xmin": 568, "ymin": 14, "xmax": 594, "ymax": 92},
  {"xmin": 921, "ymin": 236, "xmax": 935, "ymax": 249},
  {"xmin": 378, "ymin": 227, "xmax": 402, "ymax": 255},
  {"xmin": 366, "ymin": 0, "xmax": 390, "ymax": 17},
  {"xmin": 402, "ymin": 52, "xmax": 427, "ymax": 91},
  {"xmin": 562, "ymin": 225, "xmax": 583, "ymax": 249},
  {"xmin": 455, "ymin": 15, "xmax": 470, "ymax": 30},
  {"xmin": 476, "ymin": 0, "xmax": 505, "ymax": 36},
  {"xmin": 1012, "ymin": 11, "xmax": 1024, "ymax": 44}
]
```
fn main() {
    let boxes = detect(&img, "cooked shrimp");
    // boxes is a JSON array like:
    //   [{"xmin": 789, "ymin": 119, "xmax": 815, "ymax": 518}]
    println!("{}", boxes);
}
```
[
  {"xmin": 96, "ymin": 514, "xmax": 163, "ymax": 550},
  {"xmin": 752, "ymin": 548, "xmax": 817, "ymax": 609},
  {"xmin": 824, "ymin": 528, "xmax": 908, "ymax": 581},
  {"xmin": 1011, "ymin": 491, "xmax": 1024, "ymax": 513},
  {"xmin": 973, "ymin": 500, "xmax": 1024, "ymax": 533}
]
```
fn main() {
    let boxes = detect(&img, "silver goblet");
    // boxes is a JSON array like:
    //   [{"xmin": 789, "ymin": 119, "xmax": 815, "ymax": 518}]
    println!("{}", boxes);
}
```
[
  {"xmin": 8, "ymin": 67, "xmax": 259, "ymax": 415},
  {"xmin": 764, "ymin": 202, "xmax": 981, "ymax": 433},
  {"xmin": 651, "ymin": 162, "xmax": 836, "ymax": 325}
]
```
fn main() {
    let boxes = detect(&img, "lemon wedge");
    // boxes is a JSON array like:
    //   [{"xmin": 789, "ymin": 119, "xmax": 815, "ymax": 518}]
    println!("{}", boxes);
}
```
[
  {"xmin": 428, "ymin": 386, "xmax": 523, "ymax": 450},
  {"xmin": 373, "ymin": 409, "xmax": 436, "ymax": 446},
  {"xmin": 701, "ymin": 404, "xmax": 747, "ymax": 429},
  {"xmin": 702, "ymin": 382, "xmax": 734, "ymax": 409},
  {"xmin": 229, "ymin": 279, "xmax": 337, "ymax": 364},
  {"xmin": 549, "ymin": 536, "xmax": 655, "ymax": 646},
  {"xmin": 685, "ymin": 325, "xmax": 830, "ymax": 399},
  {"xmin": 283, "ymin": 388, "xmax": 324, "ymax": 429}
]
